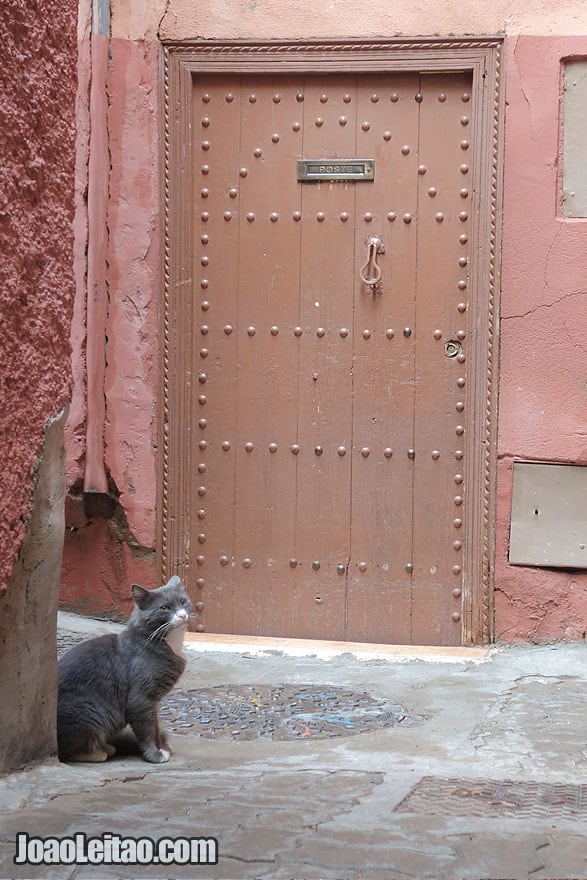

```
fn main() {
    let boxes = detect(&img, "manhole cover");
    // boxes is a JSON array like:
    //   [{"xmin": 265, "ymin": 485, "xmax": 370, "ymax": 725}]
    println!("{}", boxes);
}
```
[
  {"xmin": 159, "ymin": 684, "xmax": 426, "ymax": 740},
  {"xmin": 396, "ymin": 776, "xmax": 587, "ymax": 819}
]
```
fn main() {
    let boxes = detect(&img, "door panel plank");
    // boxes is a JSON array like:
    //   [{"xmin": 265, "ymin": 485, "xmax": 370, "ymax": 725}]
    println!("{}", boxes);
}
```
[
  {"xmin": 411, "ymin": 73, "xmax": 472, "ymax": 645},
  {"xmin": 191, "ymin": 76, "xmax": 241, "ymax": 633},
  {"xmin": 346, "ymin": 73, "xmax": 420, "ymax": 643},
  {"xmin": 232, "ymin": 77, "xmax": 303, "ymax": 635},
  {"xmin": 294, "ymin": 75, "xmax": 357, "ymax": 638}
]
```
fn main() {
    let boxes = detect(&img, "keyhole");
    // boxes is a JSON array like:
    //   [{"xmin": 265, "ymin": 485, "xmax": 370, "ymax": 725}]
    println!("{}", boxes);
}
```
[{"xmin": 444, "ymin": 340, "xmax": 463, "ymax": 359}]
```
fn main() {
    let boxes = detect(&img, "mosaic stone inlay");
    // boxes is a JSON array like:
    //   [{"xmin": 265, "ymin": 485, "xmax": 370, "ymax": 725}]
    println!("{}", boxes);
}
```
[
  {"xmin": 160, "ymin": 684, "xmax": 427, "ymax": 741},
  {"xmin": 396, "ymin": 776, "xmax": 587, "ymax": 819}
]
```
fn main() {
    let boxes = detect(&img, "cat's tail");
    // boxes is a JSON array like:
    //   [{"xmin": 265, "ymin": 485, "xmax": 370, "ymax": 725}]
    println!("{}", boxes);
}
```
[{"xmin": 107, "ymin": 725, "xmax": 142, "ymax": 756}]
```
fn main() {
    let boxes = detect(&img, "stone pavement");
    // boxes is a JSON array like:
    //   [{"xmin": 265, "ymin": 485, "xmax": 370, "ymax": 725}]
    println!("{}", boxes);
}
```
[{"xmin": 1, "ymin": 613, "xmax": 586, "ymax": 880}]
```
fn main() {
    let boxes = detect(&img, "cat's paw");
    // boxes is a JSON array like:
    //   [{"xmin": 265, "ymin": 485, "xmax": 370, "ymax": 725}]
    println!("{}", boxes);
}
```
[{"xmin": 143, "ymin": 746, "xmax": 170, "ymax": 764}]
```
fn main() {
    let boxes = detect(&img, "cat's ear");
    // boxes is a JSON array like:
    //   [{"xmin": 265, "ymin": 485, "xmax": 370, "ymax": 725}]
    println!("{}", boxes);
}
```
[{"xmin": 131, "ymin": 584, "xmax": 151, "ymax": 608}]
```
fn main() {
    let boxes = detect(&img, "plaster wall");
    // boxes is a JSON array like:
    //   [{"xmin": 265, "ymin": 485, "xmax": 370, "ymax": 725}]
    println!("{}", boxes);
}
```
[
  {"xmin": 0, "ymin": 0, "xmax": 77, "ymax": 771},
  {"xmin": 117, "ymin": 0, "xmax": 586, "ymax": 41},
  {"xmin": 64, "ymin": 27, "xmax": 160, "ymax": 615},
  {"xmin": 496, "ymin": 36, "xmax": 587, "ymax": 640},
  {"xmin": 64, "ymin": 0, "xmax": 587, "ymax": 640}
]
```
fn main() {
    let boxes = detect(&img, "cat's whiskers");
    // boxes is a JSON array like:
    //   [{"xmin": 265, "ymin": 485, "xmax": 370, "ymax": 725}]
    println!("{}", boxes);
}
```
[{"xmin": 145, "ymin": 620, "xmax": 175, "ymax": 645}]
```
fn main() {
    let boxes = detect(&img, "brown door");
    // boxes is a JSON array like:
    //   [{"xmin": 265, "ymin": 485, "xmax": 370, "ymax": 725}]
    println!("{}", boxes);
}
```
[{"xmin": 190, "ymin": 72, "xmax": 474, "ymax": 645}]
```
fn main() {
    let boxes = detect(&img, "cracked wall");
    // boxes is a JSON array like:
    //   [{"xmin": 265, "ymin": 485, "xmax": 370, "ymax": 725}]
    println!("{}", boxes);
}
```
[
  {"xmin": 63, "ymin": 0, "xmax": 161, "ymax": 613},
  {"xmin": 495, "ymin": 36, "xmax": 587, "ymax": 641},
  {"xmin": 63, "ymin": 1, "xmax": 587, "ymax": 640}
]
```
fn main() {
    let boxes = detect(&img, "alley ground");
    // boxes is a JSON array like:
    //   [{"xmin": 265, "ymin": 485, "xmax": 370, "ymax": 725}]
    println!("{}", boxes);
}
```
[{"xmin": 1, "ymin": 613, "xmax": 586, "ymax": 879}]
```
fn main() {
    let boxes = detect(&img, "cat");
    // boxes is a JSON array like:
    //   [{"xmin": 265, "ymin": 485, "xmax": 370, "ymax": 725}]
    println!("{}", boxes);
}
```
[{"xmin": 57, "ymin": 575, "xmax": 192, "ymax": 764}]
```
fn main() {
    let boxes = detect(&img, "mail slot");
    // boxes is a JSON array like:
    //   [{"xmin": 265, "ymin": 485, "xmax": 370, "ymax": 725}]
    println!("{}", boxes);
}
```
[
  {"xmin": 297, "ymin": 159, "xmax": 375, "ymax": 181},
  {"xmin": 509, "ymin": 461, "xmax": 587, "ymax": 568}
]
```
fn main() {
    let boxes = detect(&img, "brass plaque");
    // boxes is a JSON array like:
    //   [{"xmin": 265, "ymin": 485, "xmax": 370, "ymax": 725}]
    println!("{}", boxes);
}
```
[{"xmin": 297, "ymin": 159, "xmax": 374, "ymax": 181}]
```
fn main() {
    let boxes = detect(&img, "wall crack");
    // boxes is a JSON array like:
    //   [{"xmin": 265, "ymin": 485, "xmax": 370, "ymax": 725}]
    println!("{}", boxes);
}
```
[{"xmin": 501, "ymin": 289, "xmax": 586, "ymax": 321}]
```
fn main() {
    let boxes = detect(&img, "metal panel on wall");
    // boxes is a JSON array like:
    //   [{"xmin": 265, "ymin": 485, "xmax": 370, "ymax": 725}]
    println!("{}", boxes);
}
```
[{"xmin": 509, "ymin": 462, "xmax": 587, "ymax": 568}]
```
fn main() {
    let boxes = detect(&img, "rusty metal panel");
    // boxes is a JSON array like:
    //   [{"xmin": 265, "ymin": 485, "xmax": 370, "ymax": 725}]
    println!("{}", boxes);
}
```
[{"xmin": 509, "ymin": 462, "xmax": 587, "ymax": 568}]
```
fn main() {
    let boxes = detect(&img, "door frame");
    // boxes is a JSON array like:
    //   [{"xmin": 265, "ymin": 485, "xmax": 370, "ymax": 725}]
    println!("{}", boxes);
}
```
[{"xmin": 159, "ymin": 37, "xmax": 504, "ymax": 645}]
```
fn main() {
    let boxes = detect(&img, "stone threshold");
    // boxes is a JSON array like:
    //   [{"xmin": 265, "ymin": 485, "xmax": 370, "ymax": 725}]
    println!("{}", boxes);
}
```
[
  {"xmin": 58, "ymin": 611, "xmax": 494, "ymax": 664},
  {"xmin": 183, "ymin": 631, "xmax": 493, "ymax": 663}
]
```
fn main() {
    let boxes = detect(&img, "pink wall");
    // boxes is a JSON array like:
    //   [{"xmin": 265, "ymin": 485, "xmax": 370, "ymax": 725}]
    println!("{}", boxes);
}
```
[
  {"xmin": 63, "ymin": 23, "xmax": 587, "ymax": 640},
  {"xmin": 495, "ymin": 36, "xmax": 587, "ymax": 640},
  {"xmin": 0, "ymin": 1, "xmax": 77, "ymax": 596},
  {"xmin": 63, "ymin": 35, "xmax": 160, "ymax": 616},
  {"xmin": 0, "ymin": 0, "xmax": 77, "ymax": 772}
]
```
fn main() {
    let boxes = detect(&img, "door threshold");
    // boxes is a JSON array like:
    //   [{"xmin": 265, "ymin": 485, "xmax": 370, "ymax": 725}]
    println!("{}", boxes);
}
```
[{"xmin": 183, "ymin": 631, "xmax": 494, "ymax": 664}]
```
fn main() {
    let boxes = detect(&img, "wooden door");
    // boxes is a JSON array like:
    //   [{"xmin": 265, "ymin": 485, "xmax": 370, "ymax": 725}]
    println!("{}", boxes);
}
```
[
  {"xmin": 183, "ymin": 71, "xmax": 475, "ymax": 645},
  {"xmin": 161, "ymin": 42, "xmax": 503, "ymax": 648}
]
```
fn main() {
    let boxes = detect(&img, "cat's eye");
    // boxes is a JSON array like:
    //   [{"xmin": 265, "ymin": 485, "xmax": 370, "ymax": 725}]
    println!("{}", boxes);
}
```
[
  {"xmin": 160, "ymin": 604, "xmax": 171, "ymax": 611},
  {"xmin": 180, "ymin": 598, "xmax": 187, "ymax": 606}
]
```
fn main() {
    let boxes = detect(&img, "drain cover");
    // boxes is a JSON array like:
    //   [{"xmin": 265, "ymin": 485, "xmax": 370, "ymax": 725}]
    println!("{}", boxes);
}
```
[
  {"xmin": 396, "ymin": 776, "xmax": 587, "ymax": 819},
  {"xmin": 160, "ymin": 684, "xmax": 426, "ymax": 741}
]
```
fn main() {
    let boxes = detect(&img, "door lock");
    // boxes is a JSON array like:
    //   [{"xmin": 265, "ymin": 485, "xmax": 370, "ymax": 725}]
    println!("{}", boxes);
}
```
[{"xmin": 444, "ymin": 340, "xmax": 464, "ymax": 359}]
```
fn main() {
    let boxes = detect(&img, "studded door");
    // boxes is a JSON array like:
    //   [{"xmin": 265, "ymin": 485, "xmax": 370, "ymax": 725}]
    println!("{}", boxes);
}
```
[{"xmin": 191, "ymin": 72, "xmax": 474, "ymax": 645}]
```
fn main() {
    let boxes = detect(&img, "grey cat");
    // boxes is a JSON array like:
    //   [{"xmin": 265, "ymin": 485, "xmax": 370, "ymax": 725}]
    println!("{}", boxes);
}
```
[{"xmin": 57, "ymin": 575, "xmax": 192, "ymax": 764}]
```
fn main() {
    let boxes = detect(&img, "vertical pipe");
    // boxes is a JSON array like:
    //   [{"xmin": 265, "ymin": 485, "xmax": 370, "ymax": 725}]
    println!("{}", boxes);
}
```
[{"xmin": 83, "ymin": 0, "xmax": 110, "ymax": 494}]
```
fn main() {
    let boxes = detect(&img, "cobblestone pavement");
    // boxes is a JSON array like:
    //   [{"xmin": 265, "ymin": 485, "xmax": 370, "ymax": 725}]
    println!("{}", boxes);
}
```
[{"xmin": 1, "ymin": 614, "xmax": 586, "ymax": 879}]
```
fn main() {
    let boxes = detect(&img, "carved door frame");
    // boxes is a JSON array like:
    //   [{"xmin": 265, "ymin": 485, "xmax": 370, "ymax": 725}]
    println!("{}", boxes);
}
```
[{"xmin": 159, "ymin": 38, "xmax": 504, "ymax": 645}]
